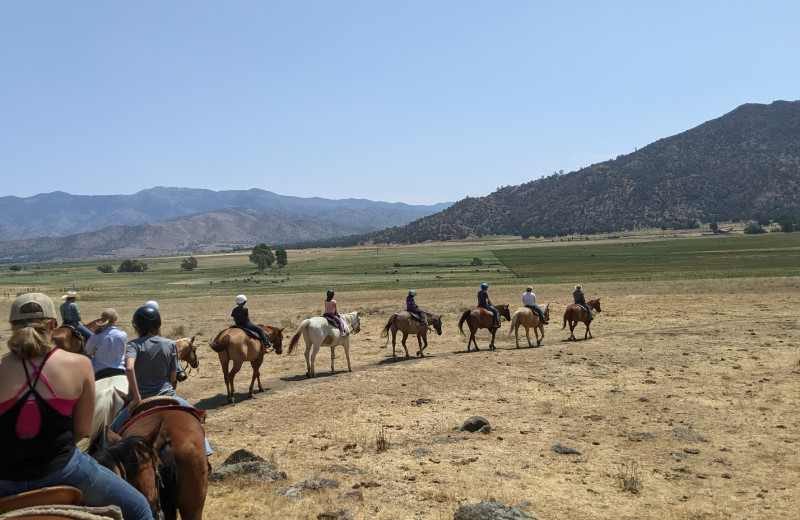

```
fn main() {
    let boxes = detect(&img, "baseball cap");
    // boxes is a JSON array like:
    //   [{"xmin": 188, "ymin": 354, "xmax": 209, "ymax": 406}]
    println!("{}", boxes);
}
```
[{"xmin": 9, "ymin": 293, "xmax": 58, "ymax": 322}]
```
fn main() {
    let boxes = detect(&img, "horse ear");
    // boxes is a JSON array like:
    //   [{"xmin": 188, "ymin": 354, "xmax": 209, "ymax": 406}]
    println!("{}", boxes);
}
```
[{"xmin": 190, "ymin": 335, "xmax": 196, "ymax": 344}]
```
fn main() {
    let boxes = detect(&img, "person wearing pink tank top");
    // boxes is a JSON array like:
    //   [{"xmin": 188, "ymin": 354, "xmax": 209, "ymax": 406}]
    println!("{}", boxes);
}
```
[{"xmin": 323, "ymin": 289, "xmax": 348, "ymax": 336}]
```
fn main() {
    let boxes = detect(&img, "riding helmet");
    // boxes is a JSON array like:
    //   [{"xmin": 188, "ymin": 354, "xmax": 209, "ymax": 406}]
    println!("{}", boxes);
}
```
[
  {"xmin": 409, "ymin": 290, "xmax": 416, "ymax": 296},
  {"xmin": 235, "ymin": 294, "xmax": 247, "ymax": 304},
  {"xmin": 132, "ymin": 305, "xmax": 161, "ymax": 333},
  {"xmin": 326, "ymin": 289, "xmax": 335, "ymax": 299},
  {"xmin": 481, "ymin": 282, "xmax": 489, "ymax": 289}
]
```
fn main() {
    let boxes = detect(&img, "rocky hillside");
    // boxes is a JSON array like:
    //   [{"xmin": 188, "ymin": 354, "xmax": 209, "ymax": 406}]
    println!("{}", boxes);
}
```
[{"xmin": 362, "ymin": 100, "xmax": 800, "ymax": 243}]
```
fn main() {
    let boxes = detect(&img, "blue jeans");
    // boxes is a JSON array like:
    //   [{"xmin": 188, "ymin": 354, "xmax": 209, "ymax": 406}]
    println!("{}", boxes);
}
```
[
  {"xmin": 110, "ymin": 395, "xmax": 213, "ymax": 455},
  {"xmin": 0, "ymin": 449, "xmax": 152, "ymax": 520},
  {"xmin": 578, "ymin": 303, "xmax": 592, "ymax": 319},
  {"xmin": 63, "ymin": 320, "xmax": 92, "ymax": 340},
  {"xmin": 242, "ymin": 322, "xmax": 269, "ymax": 345},
  {"xmin": 525, "ymin": 304, "xmax": 547, "ymax": 322},
  {"xmin": 479, "ymin": 304, "xmax": 499, "ymax": 324}
]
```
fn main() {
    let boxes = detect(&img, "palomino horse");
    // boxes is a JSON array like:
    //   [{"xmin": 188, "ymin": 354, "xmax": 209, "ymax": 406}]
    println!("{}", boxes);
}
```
[
  {"xmin": 209, "ymin": 325, "xmax": 284, "ymax": 404},
  {"xmin": 457, "ymin": 304, "xmax": 511, "ymax": 351},
  {"xmin": 175, "ymin": 336, "xmax": 199, "ymax": 375},
  {"xmin": 287, "ymin": 312, "xmax": 361, "ymax": 378},
  {"xmin": 508, "ymin": 303, "xmax": 550, "ymax": 348},
  {"xmin": 380, "ymin": 311, "xmax": 442, "ymax": 360},
  {"xmin": 81, "ymin": 374, "xmax": 129, "ymax": 454},
  {"xmin": 52, "ymin": 318, "xmax": 102, "ymax": 354},
  {"xmin": 93, "ymin": 404, "xmax": 208, "ymax": 520},
  {"xmin": 563, "ymin": 298, "xmax": 602, "ymax": 340}
]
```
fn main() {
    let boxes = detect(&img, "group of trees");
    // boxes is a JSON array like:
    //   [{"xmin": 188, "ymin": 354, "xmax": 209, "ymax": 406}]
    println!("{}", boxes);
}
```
[
  {"xmin": 249, "ymin": 243, "xmax": 287, "ymax": 272},
  {"xmin": 97, "ymin": 260, "xmax": 149, "ymax": 273}
]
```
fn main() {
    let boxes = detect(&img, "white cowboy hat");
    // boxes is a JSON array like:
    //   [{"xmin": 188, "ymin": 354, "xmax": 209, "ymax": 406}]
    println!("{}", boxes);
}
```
[{"xmin": 61, "ymin": 291, "xmax": 79, "ymax": 300}]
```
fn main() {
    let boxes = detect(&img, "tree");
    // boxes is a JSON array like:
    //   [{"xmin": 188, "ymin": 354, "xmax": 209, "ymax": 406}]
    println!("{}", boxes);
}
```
[
  {"xmin": 97, "ymin": 264, "xmax": 114, "ymax": 273},
  {"xmin": 470, "ymin": 257, "xmax": 484, "ymax": 266},
  {"xmin": 180, "ymin": 256, "xmax": 198, "ymax": 271},
  {"xmin": 709, "ymin": 222, "xmax": 718, "ymax": 232},
  {"xmin": 249, "ymin": 243, "xmax": 275, "ymax": 272},
  {"xmin": 743, "ymin": 222, "xmax": 766, "ymax": 234},
  {"xmin": 118, "ymin": 259, "xmax": 148, "ymax": 272},
  {"xmin": 9, "ymin": 265, "xmax": 22, "ymax": 272},
  {"xmin": 275, "ymin": 249, "xmax": 288, "ymax": 267}
]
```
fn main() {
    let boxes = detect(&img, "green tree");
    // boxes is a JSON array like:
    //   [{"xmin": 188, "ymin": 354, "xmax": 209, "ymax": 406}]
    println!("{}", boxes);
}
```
[
  {"xmin": 180, "ymin": 256, "xmax": 198, "ymax": 271},
  {"xmin": 9, "ymin": 265, "xmax": 22, "ymax": 272},
  {"xmin": 275, "ymin": 249, "xmax": 288, "ymax": 267},
  {"xmin": 118, "ymin": 259, "xmax": 148, "ymax": 272},
  {"xmin": 470, "ymin": 257, "xmax": 484, "ymax": 266},
  {"xmin": 97, "ymin": 264, "xmax": 114, "ymax": 273},
  {"xmin": 249, "ymin": 243, "xmax": 275, "ymax": 272},
  {"xmin": 709, "ymin": 222, "xmax": 718, "ymax": 232},
  {"xmin": 743, "ymin": 222, "xmax": 766, "ymax": 234}
]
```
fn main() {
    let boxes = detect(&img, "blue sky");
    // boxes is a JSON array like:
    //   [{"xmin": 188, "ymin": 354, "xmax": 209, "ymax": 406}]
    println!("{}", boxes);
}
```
[{"xmin": 1, "ymin": 1, "xmax": 798, "ymax": 205}]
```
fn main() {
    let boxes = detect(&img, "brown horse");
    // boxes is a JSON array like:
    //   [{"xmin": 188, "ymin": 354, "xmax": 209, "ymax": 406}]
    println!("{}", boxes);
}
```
[
  {"xmin": 209, "ymin": 325, "xmax": 284, "ymax": 404},
  {"xmin": 175, "ymin": 336, "xmax": 199, "ymax": 374},
  {"xmin": 563, "ymin": 298, "xmax": 602, "ymax": 340},
  {"xmin": 94, "ymin": 405, "xmax": 208, "ymax": 520},
  {"xmin": 380, "ymin": 311, "xmax": 443, "ymax": 360},
  {"xmin": 508, "ymin": 303, "xmax": 550, "ymax": 348},
  {"xmin": 457, "ymin": 304, "xmax": 511, "ymax": 351},
  {"xmin": 52, "ymin": 318, "xmax": 102, "ymax": 354}
]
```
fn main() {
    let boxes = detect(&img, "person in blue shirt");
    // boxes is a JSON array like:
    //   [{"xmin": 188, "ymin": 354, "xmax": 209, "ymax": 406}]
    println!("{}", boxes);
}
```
[
  {"xmin": 477, "ymin": 283, "xmax": 500, "ymax": 328},
  {"xmin": 406, "ymin": 290, "xmax": 426, "ymax": 324},
  {"xmin": 573, "ymin": 284, "xmax": 592, "ymax": 321},
  {"xmin": 59, "ymin": 291, "xmax": 92, "ymax": 340}
]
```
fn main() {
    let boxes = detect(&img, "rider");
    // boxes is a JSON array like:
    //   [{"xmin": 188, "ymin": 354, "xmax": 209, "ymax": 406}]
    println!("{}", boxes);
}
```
[
  {"xmin": 522, "ymin": 286, "xmax": 549, "ymax": 324},
  {"xmin": 323, "ymin": 290, "xmax": 348, "ymax": 337},
  {"xmin": 59, "ymin": 291, "xmax": 92, "ymax": 341},
  {"xmin": 231, "ymin": 295, "xmax": 270, "ymax": 349},
  {"xmin": 477, "ymin": 283, "xmax": 500, "ymax": 328},
  {"xmin": 573, "ymin": 284, "xmax": 592, "ymax": 321},
  {"xmin": 406, "ymin": 290, "xmax": 426, "ymax": 324},
  {"xmin": 84, "ymin": 308, "xmax": 127, "ymax": 380},
  {"xmin": 0, "ymin": 293, "xmax": 151, "ymax": 520},
  {"xmin": 109, "ymin": 305, "xmax": 213, "ymax": 456}
]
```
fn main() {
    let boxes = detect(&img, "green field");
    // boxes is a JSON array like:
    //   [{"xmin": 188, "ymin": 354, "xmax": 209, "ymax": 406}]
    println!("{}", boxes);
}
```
[{"xmin": 2, "ymin": 232, "xmax": 799, "ymax": 303}]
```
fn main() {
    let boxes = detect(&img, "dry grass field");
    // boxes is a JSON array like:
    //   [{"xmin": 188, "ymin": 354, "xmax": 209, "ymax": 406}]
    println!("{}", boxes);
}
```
[{"xmin": 4, "ymin": 275, "xmax": 797, "ymax": 519}]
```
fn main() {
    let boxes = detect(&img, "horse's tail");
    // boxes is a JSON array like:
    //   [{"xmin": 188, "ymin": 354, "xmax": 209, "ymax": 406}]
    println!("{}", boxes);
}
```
[
  {"xmin": 379, "ymin": 315, "xmax": 395, "ymax": 342},
  {"xmin": 457, "ymin": 310, "xmax": 470, "ymax": 336},
  {"xmin": 507, "ymin": 312, "xmax": 520, "ymax": 337},
  {"xmin": 287, "ymin": 322, "xmax": 306, "ymax": 355},
  {"xmin": 157, "ymin": 443, "xmax": 179, "ymax": 520},
  {"xmin": 210, "ymin": 329, "xmax": 229, "ymax": 353},
  {"xmin": 562, "ymin": 307, "xmax": 570, "ymax": 329}
]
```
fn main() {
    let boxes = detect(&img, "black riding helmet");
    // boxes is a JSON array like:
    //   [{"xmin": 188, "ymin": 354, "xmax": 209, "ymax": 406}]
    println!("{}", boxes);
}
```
[
  {"xmin": 132, "ymin": 305, "xmax": 161, "ymax": 334},
  {"xmin": 326, "ymin": 289, "xmax": 335, "ymax": 300}
]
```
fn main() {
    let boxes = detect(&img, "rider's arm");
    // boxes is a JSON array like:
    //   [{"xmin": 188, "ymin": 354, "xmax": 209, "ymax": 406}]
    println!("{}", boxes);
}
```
[
  {"xmin": 72, "ymin": 355, "xmax": 95, "ymax": 442},
  {"xmin": 125, "ymin": 357, "xmax": 142, "ymax": 406}
]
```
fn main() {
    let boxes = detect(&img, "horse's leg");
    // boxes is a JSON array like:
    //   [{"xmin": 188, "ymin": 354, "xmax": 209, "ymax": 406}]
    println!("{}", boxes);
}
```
[
  {"xmin": 218, "ymin": 353, "xmax": 234, "ymax": 404},
  {"xmin": 308, "ymin": 342, "xmax": 321, "ymax": 378},
  {"xmin": 401, "ymin": 332, "xmax": 410, "ymax": 358},
  {"xmin": 584, "ymin": 320, "xmax": 592, "ymax": 340},
  {"xmin": 469, "ymin": 325, "xmax": 480, "ymax": 351},
  {"xmin": 568, "ymin": 319, "xmax": 576, "ymax": 341},
  {"xmin": 249, "ymin": 356, "xmax": 265, "ymax": 398},
  {"xmin": 228, "ymin": 360, "xmax": 244, "ymax": 402},
  {"xmin": 417, "ymin": 331, "xmax": 426, "ymax": 357},
  {"xmin": 525, "ymin": 325, "xmax": 533, "ymax": 348},
  {"xmin": 488, "ymin": 328, "xmax": 496, "ymax": 350},
  {"xmin": 329, "ymin": 345, "xmax": 336, "ymax": 374},
  {"xmin": 536, "ymin": 325, "xmax": 543, "ymax": 346},
  {"xmin": 343, "ymin": 340, "xmax": 352, "ymax": 372},
  {"xmin": 391, "ymin": 328, "xmax": 398, "ymax": 361}
]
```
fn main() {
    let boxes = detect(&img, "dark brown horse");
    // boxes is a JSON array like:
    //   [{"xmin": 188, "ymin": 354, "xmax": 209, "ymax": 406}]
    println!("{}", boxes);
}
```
[
  {"xmin": 563, "ymin": 298, "xmax": 602, "ymax": 340},
  {"xmin": 94, "ymin": 404, "xmax": 208, "ymax": 520},
  {"xmin": 457, "ymin": 304, "xmax": 511, "ymax": 351},
  {"xmin": 52, "ymin": 318, "xmax": 102, "ymax": 354},
  {"xmin": 210, "ymin": 325, "xmax": 284, "ymax": 404},
  {"xmin": 380, "ymin": 311, "xmax": 443, "ymax": 360}
]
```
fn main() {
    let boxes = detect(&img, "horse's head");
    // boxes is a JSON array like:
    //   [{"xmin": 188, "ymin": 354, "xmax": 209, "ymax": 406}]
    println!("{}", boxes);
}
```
[
  {"xmin": 348, "ymin": 312, "xmax": 361, "ymax": 334},
  {"xmin": 589, "ymin": 299, "xmax": 602, "ymax": 313},
  {"xmin": 269, "ymin": 327, "xmax": 284, "ymax": 355},
  {"xmin": 429, "ymin": 315, "xmax": 443, "ymax": 335},
  {"xmin": 177, "ymin": 336, "xmax": 199, "ymax": 369},
  {"xmin": 498, "ymin": 304, "xmax": 512, "ymax": 321},
  {"xmin": 542, "ymin": 304, "xmax": 550, "ymax": 321}
]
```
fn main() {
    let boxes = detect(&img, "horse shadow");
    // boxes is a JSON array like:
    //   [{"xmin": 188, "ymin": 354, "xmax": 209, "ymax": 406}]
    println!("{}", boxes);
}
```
[
  {"xmin": 194, "ymin": 392, "xmax": 271, "ymax": 410},
  {"xmin": 376, "ymin": 354, "xmax": 434, "ymax": 366}
]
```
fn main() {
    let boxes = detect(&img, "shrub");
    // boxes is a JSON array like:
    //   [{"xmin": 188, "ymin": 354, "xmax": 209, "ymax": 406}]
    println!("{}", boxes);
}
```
[
  {"xmin": 180, "ymin": 256, "xmax": 198, "ymax": 271},
  {"xmin": 118, "ymin": 259, "xmax": 149, "ymax": 272},
  {"xmin": 743, "ymin": 222, "xmax": 766, "ymax": 234},
  {"xmin": 97, "ymin": 265, "xmax": 114, "ymax": 273}
]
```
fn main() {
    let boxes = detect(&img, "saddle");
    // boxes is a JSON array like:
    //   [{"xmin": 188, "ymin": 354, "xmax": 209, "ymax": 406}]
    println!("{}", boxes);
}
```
[
  {"xmin": 321, "ymin": 315, "xmax": 339, "ymax": 327},
  {"xmin": 475, "ymin": 307, "xmax": 493, "ymax": 316},
  {"xmin": 62, "ymin": 325, "xmax": 83, "ymax": 340},
  {"xmin": 0, "ymin": 486, "xmax": 83, "ymax": 515},
  {"xmin": 404, "ymin": 310, "xmax": 425, "ymax": 323},
  {"xmin": 232, "ymin": 325, "xmax": 261, "ymax": 341},
  {"xmin": 120, "ymin": 400, "xmax": 206, "ymax": 435}
]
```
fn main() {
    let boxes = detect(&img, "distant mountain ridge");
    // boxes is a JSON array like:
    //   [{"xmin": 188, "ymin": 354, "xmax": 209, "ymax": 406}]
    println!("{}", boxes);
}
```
[
  {"xmin": 359, "ymin": 100, "xmax": 800, "ymax": 244},
  {"xmin": 0, "ymin": 190, "xmax": 451, "ymax": 263}
]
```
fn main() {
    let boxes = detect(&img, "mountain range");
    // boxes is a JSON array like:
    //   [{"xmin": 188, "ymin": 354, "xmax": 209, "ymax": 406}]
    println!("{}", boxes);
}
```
[{"xmin": 2, "ymin": 100, "xmax": 798, "ymax": 263}]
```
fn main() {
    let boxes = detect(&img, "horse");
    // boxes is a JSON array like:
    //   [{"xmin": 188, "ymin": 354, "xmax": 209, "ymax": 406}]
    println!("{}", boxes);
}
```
[
  {"xmin": 562, "ymin": 298, "xmax": 602, "ymax": 340},
  {"xmin": 81, "ymin": 374, "xmax": 130, "ymax": 454},
  {"xmin": 175, "ymin": 336, "xmax": 199, "ymax": 376},
  {"xmin": 457, "ymin": 304, "xmax": 511, "ymax": 351},
  {"xmin": 508, "ymin": 303, "xmax": 550, "ymax": 348},
  {"xmin": 287, "ymin": 311, "xmax": 361, "ymax": 378},
  {"xmin": 380, "ymin": 311, "xmax": 442, "ymax": 360},
  {"xmin": 92, "ymin": 404, "xmax": 207, "ymax": 520},
  {"xmin": 209, "ymin": 325, "xmax": 284, "ymax": 404},
  {"xmin": 52, "ymin": 317, "xmax": 102, "ymax": 354}
]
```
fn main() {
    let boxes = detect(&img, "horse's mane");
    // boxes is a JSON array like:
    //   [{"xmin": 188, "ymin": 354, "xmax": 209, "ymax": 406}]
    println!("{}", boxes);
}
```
[{"xmin": 92, "ymin": 434, "xmax": 154, "ymax": 480}]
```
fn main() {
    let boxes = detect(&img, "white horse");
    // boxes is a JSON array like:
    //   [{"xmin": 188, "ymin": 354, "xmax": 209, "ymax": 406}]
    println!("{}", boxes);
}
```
[
  {"xmin": 287, "ymin": 311, "xmax": 361, "ymax": 378},
  {"xmin": 78, "ymin": 374, "xmax": 129, "ymax": 452}
]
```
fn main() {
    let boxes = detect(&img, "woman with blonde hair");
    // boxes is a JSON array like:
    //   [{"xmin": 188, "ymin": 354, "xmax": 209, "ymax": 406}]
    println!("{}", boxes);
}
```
[{"xmin": 0, "ymin": 293, "xmax": 150, "ymax": 520}]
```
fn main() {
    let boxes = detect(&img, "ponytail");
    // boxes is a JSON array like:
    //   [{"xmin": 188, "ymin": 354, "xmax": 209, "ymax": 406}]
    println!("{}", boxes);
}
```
[{"xmin": 7, "ymin": 318, "xmax": 55, "ymax": 359}]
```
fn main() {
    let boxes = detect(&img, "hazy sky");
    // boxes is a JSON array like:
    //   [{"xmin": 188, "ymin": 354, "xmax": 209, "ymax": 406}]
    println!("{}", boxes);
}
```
[{"xmin": 1, "ymin": 1, "xmax": 798, "ymax": 205}]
